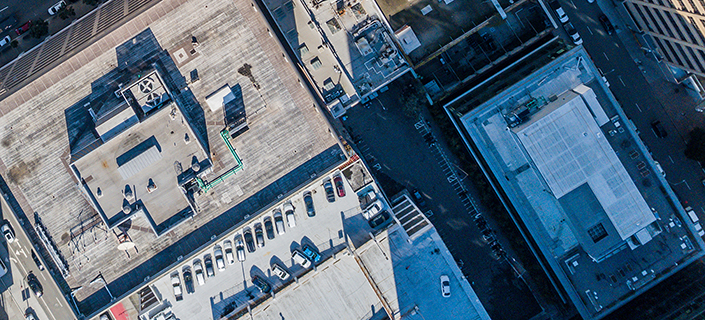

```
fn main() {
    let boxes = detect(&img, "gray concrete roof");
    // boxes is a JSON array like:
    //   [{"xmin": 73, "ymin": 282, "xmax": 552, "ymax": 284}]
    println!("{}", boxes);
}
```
[
  {"xmin": 0, "ymin": 0, "xmax": 343, "ymax": 312},
  {"xmin": 456, "ymin": 47, "xmax": 704, "ymax": 319},
  {"xmin": 515, "ymin": 91, "xmax": 655, "ymax": 241}
]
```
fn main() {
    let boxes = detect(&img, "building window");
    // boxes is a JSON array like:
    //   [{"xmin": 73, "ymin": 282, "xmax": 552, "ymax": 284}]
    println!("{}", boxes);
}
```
[{"xmin": 588, "ymin": 224, "xmax": 608, "ymax": 243}]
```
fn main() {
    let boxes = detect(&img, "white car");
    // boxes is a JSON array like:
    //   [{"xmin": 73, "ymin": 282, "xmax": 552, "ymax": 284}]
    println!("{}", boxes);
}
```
[
  {"xmin": 273, "ymin": 210, "xmax": 285, "ymax": 235},
  {"xmin": 171, "ymin": 272, "xmax": 183, "ymax": 301},
  {"xmin": 0, "ymin": 36, "xmax": 10, "ymax": 47},
  {"xmin": 440, "ymin": 275, "xmax": 451, "ymax": 298},
  {"xmin": 564, "ymin": 22, "xmax": 583, "ymax": 45},
  {"xmin": 235, "ymin": 235, "xmax": 246, "ymax": 262},
  {"xmin": 193, "ymin": 260, "xmax": 205, "ymax": 286},
  {"xmin": 48, "ymin": 0, "xmax": 66, "ymax": 15},
  {"xmin": 2, "ymin": 224, "xmax": 15, "ymax": 243},
  {"xmin": 363, "ymin": 199, "xmax": 384, "ymax": 220},
  {"xmin": 292, "ymin": 250, "xmax": 311, "ymax": 268},
  {"xmin": 284, "ymin": 202, "xmax": 296, "ymax": 228},
  {"xmin": 213, "ymin": 245, "xmax": 226, "ymax": 271},
  {"xmin": 224, "ymin": 240, "xmax": 235, "ymax": 265},
  {"xmin": 550, "ymin": 0, "xmax": 569, "ymax": 23},
  {"xmin": 271, "ymin": 263, "xmax": 290, "ymax": 280}
]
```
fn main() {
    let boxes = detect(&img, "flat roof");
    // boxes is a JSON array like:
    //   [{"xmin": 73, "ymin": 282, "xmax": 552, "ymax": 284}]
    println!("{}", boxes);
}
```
[
  {"xmin": 262, "ymin": 0, "xmax": 410, "ymax": 113},
  {"xmin": 515, "ymin": 91, "xmax": 655, "ymax": 241},
  {"xmin": 73, "ymin": 101, "xmax": 207, "ymax": 228},
  {"xmin": 0, "ymin": 0, "xmax": 343, "ymax": 314},
  {"xmin": 456, "ymin": 47, "xmax": 704, "ymax": 319}
]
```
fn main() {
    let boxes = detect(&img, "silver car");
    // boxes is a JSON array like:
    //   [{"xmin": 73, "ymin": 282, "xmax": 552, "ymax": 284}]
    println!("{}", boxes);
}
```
[
  {"xmin": 224, "ymin": 240, "xmax": 235, "ymax": 265},
  {"xmin": 235, "ymin": 235, "xmax": 246, "ymax": 262},
  {"xmin": 193, "ymin": 260, "xmax": 205, "ymax": 286},
  {"xmin": 283, "ymin": 202, "xmax": 296, "ymax": 228},
  {"xmin": 214, "ymin": 245, "xmax": 226, "ymax": 271}
]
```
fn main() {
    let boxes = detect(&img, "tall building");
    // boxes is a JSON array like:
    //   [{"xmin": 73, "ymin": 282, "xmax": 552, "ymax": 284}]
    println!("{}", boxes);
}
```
[
  {"xmin": 624, "ymin": 0, "xmax": 705, "ymax": 77},
  {"xmin": 445, "ymin": 38, "xmax": 705, "ymax": 319}
]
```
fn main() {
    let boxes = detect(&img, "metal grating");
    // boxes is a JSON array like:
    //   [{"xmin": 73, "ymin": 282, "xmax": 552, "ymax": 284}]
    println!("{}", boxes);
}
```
[
  {"xmin": 97, "ymin": 0, "xmax": 127, "ymax": 34},
  {"xmin": 128, "ymin": 0, "xmax": 153, "ymax": 12},
  {"xmin": 65, "ymin": 13, "xmax": 97, "ymax": 52},
  {"xmin": 32, "ymin": 32, "xmax": 69, "ymax": 73},
  {"xmin": 4, "ymin": 49, "xmax": 41, "ymax": 89}
]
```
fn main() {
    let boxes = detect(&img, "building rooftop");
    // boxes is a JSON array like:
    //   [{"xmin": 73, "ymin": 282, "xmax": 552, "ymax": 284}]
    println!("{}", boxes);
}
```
[
  {"xmin": 0, "ymin": 0, "xmax": 345, "ymax": 315},
  {"xmin": 262, "ymin": 0, "xmax": 411, "ymax": 117},
  {"xmin": 515, "ymin": 90, "xmax": 656, "ymax": 248},
  {"xmin": 452, "ymin": 45, "xmax": 705, "ymax": 319}
]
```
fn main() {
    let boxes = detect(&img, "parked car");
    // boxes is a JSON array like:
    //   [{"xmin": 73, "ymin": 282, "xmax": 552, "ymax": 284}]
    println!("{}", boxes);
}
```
[
  {"xmin": 182, "ymin": 267, "xmax": 195, "ymax": 295},
  {"xmin": 412, "ymin": 189, "xmax": 426, "ymax": 208},
  {"xmin": 25, "ymin": 311, "xmax": 37, "ymax": 320},
  {"xmin": 273, "ymin": 210, "xmax": 286, "ymax": 235},
  {"xmin": 292, "ymin": 249, "xmax": 311, "ymax": 268},
  {"xmin": 549, "ymin": 0, "xmax": 569, "ymax": 23},
  {"xmin": 599, "ymin": 15, "xmax": 614, "ymax": 35},
  {"xmin": 48, "ymin": 0, "xmax": 66, "ymax": 15},
  {"xmin": 235, "ymin": 235, "xmax": 246, "ymax": 262},
  {"xmin": 323, "ymin": 179, "xmax": 335, "ymax": 202},
  {"xmin": 204, "ymin": 255, "xmax": 215, "ymax": 277},
  {"xmin": 171, "ymin": 272, "xmax": 183, "ymax": 301},
  {"xmin": 301, "ymin": 244, "xmax": 321, "ymax": 263},
  {"xmin": 368, "ymin": 210, "xmax": 391, "ymax": 228},
  {"xmin": 254, "ymin": 223, "xmax": 265, "ymax": 248},
  {"xmin": 31, "ymin": 250, "xmax": 44, "ymax": 271},
  {"xmin": 193, "ymin": 260, "xmax": 205, "ymax": 286},
  {"xmin": 15, "ymin": 21, "xmax": 31, "ymax": 36},
  {"xmin": 224, "ymin": 240, "xmax": 235, "ymax": 265},
  {"xmin": 440, "ymin": 275, "xmax": 451, "ymax": 298},
  {"xmin": 264, "ymin": 217, "xmax": 275, "ymax": 240},
  {"xmin": 2, "ymin": 223, "xmax": 15, "ymax": 243},
  {"xmin": 0, "ymin": 36, "xmax": 11, "ymax": 48},
  {"xmin": 363, "ymin": 199, "xmax": 383, "ymax": 220},
  {"xmin": 244, "ymin": 228, "xmax": 256, "ymax": 253},
  {"xmin": 271, "ymin": 263, "xmax": 290, "ymax": 280},
  {"xmin": 251, "ymin": 275, "xmax": 271, "ymax": 293},
  {"xmin": 214, "ymin": 245, "xmax": 226, "ymax": 271},
  {"xmin": 564, "ymin": 22, "xmax": 582, "ymax": 45},
  {"xmin": 333, "ymin": 175, "xmax": 345, "ymax": 197},
  {"xmin": 651, "ymin": 120, "xmax": 667, "ymax": 138},
  {"xmin": 284, "ymin": 202, "xmax": 296, "ymax": 228},
  {"xmin": 27, "ymin": 272, "xmax": 43, "ymax": 298},
  {"xmin": 303, "ymin": 191, "xmax": 315, "ymax": 217}
]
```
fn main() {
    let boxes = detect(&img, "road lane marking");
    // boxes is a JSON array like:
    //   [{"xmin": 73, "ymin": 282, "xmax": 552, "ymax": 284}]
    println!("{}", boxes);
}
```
[
  {"xmin": 619, "ymin": 76, "xmax": 626, "ymax": 86},
  {"xmin": 603, "ymin": 52, "xmax": 609, "ymax": 60},
  {"xmin": 669, "ymin": 155, "xmax": 675, "ymax": 163},
  {"xmin": 636, "ymin": 103, "xmax": 642, "ymax": 112},
  {"xmin": 587, "ymin": 26, "xmax": 593, "ymax": 35}
]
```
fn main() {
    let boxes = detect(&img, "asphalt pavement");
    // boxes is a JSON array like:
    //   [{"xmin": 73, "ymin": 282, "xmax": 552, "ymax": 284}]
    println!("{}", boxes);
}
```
[
  {"xmin": 555, "ymin": 0, "xmax": 705, "ymax": 220},
  {"xmin": 0, "ymin": 196, "xmax": 76, "ymax": 320},
  {"xmin": 342, "ymin": 80, "xmax": 545, "ymax": 320}
]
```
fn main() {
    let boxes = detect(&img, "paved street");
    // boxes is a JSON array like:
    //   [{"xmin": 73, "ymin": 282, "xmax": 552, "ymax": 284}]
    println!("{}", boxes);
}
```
[
  {"xmin": 556, "ymin": 0, "xmax": 705, "ymax": 220},
  {"xmin": 342, "ymin": 80, "xmax": 544, "ymax": 320},
  {"xmin": 0, "ymin": 196, "xmax": 76, "ymax": 320}
]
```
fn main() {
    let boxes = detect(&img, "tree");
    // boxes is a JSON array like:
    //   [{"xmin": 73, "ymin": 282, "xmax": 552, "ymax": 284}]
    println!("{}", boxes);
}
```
[
  {"xmin": 685, "ymin": 127, "xmax": 705, "ymax": 164},
  {"xmin": 58, "ymin": 6, "xmax": 76, "ymax": 20},
  {"xmin": 29, "ymin": 20, "xmax": 49, "ymax": 39},
  {"xmin": 398, "ymin": 80, "xmax": 428, "ymax": 118}
]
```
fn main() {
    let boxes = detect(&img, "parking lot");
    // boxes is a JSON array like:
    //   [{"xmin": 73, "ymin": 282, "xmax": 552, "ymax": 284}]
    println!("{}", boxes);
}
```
[{"xmin": 151, "ymin": 171, "xmax": 378, "ymax": 319}]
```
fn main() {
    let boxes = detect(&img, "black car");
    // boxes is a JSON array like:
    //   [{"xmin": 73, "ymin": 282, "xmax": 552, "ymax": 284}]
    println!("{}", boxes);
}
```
[
  {"xmin": 368, "ymin": 210, "xmax": 391, "ymax": 228},
  {"xmin": 182, "ymin": 268, "xmax": 195, "ymax": 294},
  {"xmin": 244, "ymin": 229, "xmax": 256, "ymax": 253},
  {"xmin": 264, "ymin": 218, "xmax": 275, "ymax": 240},
  {"xmin": 412, "ymin": 189, "xmax": 426, "ymax": 208},
  {"xmin": 27, "ymin": 272, "xmax": 43, "ymax": 298},
  {"xmin": 254, "ymin": 223, "xmax": 265, "ymax": 248},
  {"xmin": 303, "ymin": 191, "xmax": 315, "ymax": 217},
  {"xmin": 204, "ymin": 255, "xmax": 215, "ymax": 278},
  {"xmin": 599, "ymin": 15, "xmax": 614, "ymax": 35},
  {"xmin": 324, "ymin": 179, "xmax": 335, "ymax": 203},
  {"xmin": 251, "ymin": 275, "xmax": 271, "ymax": 294},
  {"xmin": 651, "ymin": 120, "xmax": 667, "ymax": 138}
]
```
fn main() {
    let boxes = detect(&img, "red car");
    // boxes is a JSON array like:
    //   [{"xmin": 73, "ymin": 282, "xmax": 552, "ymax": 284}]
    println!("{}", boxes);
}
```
[
  {"xmin": 15, "ymin": 21, "xmax": 31, "ymax": 36},
  {"xmin": 333, "ymin": 176, "xmax": 345, "ymax": 197}
]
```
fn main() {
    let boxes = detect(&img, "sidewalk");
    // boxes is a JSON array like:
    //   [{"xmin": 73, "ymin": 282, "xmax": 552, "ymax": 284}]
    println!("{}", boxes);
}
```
[{"xmin": 596, "ymin": 0, "xmax": 705, "ymax": 140}]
